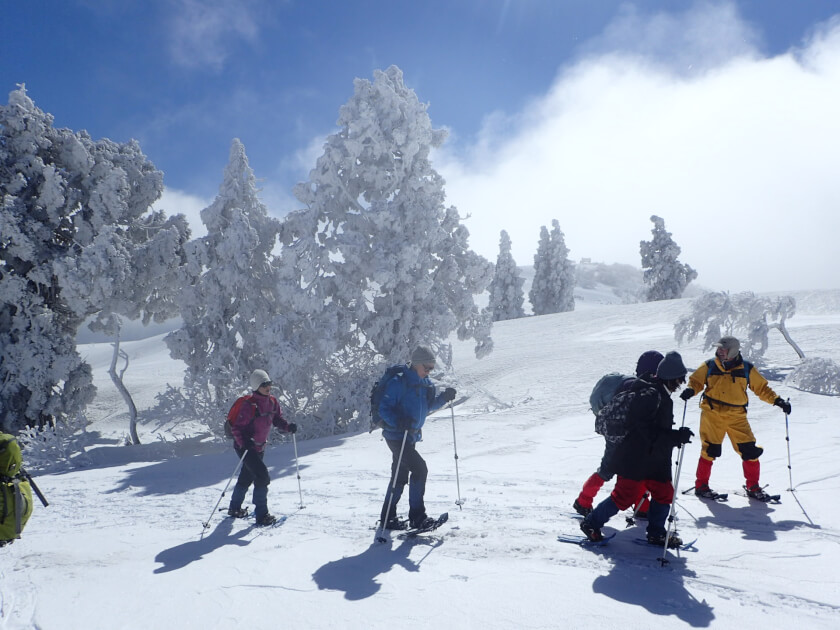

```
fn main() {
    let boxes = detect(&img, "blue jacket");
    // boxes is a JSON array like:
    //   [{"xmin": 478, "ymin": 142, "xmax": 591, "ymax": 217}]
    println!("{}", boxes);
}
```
[{"xmin": 379, "ymin": 366, "xmax": 447, "ymax": 443}]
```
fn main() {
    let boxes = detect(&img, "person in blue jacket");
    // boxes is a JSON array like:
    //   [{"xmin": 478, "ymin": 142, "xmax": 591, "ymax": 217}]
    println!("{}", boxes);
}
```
[{"xmin": 379, "ymin": 346, "xmax": 456, "ymax": 530}]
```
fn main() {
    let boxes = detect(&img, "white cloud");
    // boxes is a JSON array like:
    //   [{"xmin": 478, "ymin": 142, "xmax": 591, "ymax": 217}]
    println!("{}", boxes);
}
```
[
  {"xmin": 436, "ymin": 3, "xmax": 840, "ymax": 293},
  {"xmin": 167, "ymin": 0, "xmax": 265, "ymax": 70},
  {"xmin": 153, "ymin": 187, "xmax": 210, "ymax": 238}
]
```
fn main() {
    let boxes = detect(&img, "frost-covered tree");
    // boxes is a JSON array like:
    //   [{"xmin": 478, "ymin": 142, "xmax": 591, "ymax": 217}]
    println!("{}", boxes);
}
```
[
  {"xmin": 488, "ymin": 230, "xmax": 525, "ymax": 321},
  {"xmin": 786, "ymin": 358, "xmax": 840, "ymax": 396},
  {"xmin": 640, "ymin": 215, "xmax": 697, "ymax": 301},
  {"xmin": 548, "ymin": 220, "xmax": 575, "ymax": 313},
  {"xmin": 165, "ymin": 139, "xmax": 281, "ymax": 423},
  {"xmin": 1, "ymin": 86, "xmax": 186, "ymax": 434},
  {"xmin": 276, "ymin": 65, "xmax": 493, "ymax": 434},
  {"xmin": 529, "ymin": 226, "xmax": 553, "ymax": 316},
  {"xmin": 529, "ymin": 220, "xmax": 575, "ymax": 315},
  {"xmin": 674, "ymin": 291, "xmax": 803, "ymax": 364}
]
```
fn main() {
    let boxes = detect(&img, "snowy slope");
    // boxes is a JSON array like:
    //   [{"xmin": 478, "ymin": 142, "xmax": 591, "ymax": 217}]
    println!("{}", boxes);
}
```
[{"xmin": 3, "ymin": 294, "xmax": 840, "ymax": 630}]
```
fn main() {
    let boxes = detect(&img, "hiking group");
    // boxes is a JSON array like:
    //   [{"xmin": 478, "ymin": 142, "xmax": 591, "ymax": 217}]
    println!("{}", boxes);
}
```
[
  {"xmin": 3, "ymin": 335, "xmax": 793, "ymax": 550},
  {"xmin": 224, "ymin": 346, "xmax": 456, "ymax": 533},
  {"xmin": 573, "ymin": 336, "xmax": 792, "ymax": 547}
]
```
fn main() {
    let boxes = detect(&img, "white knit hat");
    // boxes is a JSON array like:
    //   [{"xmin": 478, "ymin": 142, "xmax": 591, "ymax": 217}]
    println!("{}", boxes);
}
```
[{"xmin": 249, "ymin": 369, "xmax": 272, "ymax": 391}]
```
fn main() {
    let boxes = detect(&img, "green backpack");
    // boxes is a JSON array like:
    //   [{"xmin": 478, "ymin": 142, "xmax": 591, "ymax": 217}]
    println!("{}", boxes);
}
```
[{"xmin": 1, "ymin": 432, "xmax": 34, "ymax": 546}]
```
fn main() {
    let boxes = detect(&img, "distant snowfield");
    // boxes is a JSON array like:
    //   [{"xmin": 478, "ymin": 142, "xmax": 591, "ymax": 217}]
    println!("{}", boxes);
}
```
[{"xmin": 3, "ymin": 292, "xmax": 840, "ymax": 630}]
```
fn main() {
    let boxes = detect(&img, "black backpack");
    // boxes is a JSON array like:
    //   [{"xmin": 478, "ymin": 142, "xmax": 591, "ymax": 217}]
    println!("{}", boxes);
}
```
[
  {"xmin": 369, "ymin": 365, "xmax": 407, "ymax": 432},
  {"xmin": 595, "ymin": 380, "xmax": 659, "ymax": 443}
]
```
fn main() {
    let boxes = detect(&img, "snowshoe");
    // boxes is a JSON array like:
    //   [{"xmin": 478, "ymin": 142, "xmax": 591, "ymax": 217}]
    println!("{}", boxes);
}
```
[
  {"xmin": 744, "ymin": 484, "xmax": 780, "ymax": 503},
  {"xmin": 572, "ymin": 499, "xmax": 592, "ymax": 517},
  {"xmin": 695, "ymin": 484, "xmax": 727, "ymax": 501}
]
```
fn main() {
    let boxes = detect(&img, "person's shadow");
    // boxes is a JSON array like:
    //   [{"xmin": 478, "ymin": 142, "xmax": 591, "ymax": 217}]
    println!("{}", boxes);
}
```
[
  {"xmin": 691, "ymin": 496, "xmax": 818, "ymax": 541},
  {"xmin": 312, "ymin": 537, "xmax": 442, "ymax": 600},
  {"xmin": 592, "ymin": 549, "xmax": 715, "ymax": 627},
  {"xmin": 153, "ymin": 517, "xmax": 252, "ymax": 574}
]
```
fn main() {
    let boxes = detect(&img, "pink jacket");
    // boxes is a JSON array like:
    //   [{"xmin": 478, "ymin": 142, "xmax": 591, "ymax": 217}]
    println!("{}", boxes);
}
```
[{"xmin": 231, "ymin": 392, "xmax": 290, "ymax": 452}]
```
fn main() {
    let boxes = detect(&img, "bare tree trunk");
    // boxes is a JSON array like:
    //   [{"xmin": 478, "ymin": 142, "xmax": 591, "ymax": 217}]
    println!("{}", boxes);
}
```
[
  {"xmin": 108, "ymin": 325, "xmax": 141, "ymax": 445},
  {"xmin": 773, "ymin": 321, "xmax": 806, "ymax": 360}
]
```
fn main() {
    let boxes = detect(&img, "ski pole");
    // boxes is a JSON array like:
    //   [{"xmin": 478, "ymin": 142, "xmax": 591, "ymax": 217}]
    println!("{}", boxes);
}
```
[
  {"xmin": 201, "ymin": 448, "xmax": 248, "ymax": 536},
  {"xmin": 450, "ymin": 404, "xmax": 464, "ymax": 509},
  {"xmin": 625, "ymin": 491, "xmax": 649, "ymax": 528},
  {"xmin": 21, "ymin": 468, "xmax": 49, "ymax": 507},
  {"xmin": 376, "ymin": 429, "xmax": 409, "ymax": 543},
  {"xmin": 783, "ymin": 400, "xmax": 794, "ymax": 491},
  {"xmin": 292, "ymin": 432, "xmax": 305, "ymax": 509},
  {"xmin": 660, "ymin": 399, "xmax": 688, "ymax": 566}
]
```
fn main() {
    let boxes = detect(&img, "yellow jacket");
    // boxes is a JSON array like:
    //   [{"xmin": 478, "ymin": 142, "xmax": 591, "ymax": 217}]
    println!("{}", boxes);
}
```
[{"xmin": 687, "ymin": 356, "xmax": 779, "ymax": 411}]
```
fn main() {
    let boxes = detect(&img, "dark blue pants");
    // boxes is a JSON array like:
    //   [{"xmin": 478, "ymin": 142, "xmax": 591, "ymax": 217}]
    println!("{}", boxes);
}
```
[
  {"xmin": 230, "ymin": 447, "xmax": 271, "ymax": 519},
  {"xmin": 381, "ymin": 438, "xmax": 428, "ymax": 524}
]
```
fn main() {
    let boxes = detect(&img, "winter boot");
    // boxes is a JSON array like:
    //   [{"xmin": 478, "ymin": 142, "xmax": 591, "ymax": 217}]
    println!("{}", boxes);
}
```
[
  {"xmin": 382, "ymin": 517, "xmax": 408, "ymax": 530},
  {"xmin": 255, "ymin": 513, "xmax": 278, "ymax": 526},
  {"xmin": 572, "ymin": 499, "xmax": 592, "ymax": 517},
  {"xmin": 410, "ymin": 515, "xmax": 436, "ymax": 530},
  {"xmin": 227, "ymin": 506, "xmax": 249, "ymax": 518},
  {"xmin": 579, "ymin": 518, "xmax": 604, "ymax": 542},
  {"xmin": 745, "ymin": 484, "xmax": 774, "ymax": 502},
  {"xmin": 695, "ymin": 484, "xmax": 722, "ymax": 500},
  {"xmin": 646, "ymin": 531, "xmax": 683, "ymax": 548}
]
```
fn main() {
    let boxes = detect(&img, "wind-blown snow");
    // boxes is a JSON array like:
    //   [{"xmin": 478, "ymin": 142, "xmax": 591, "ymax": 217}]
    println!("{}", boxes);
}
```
[{"xmin": 2, "ymin": 293, "xmax": 839, "ymax": 629}]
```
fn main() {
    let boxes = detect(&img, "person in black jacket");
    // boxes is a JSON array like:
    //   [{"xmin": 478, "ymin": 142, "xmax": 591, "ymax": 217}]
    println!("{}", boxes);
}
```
[{"xmin": 580, "ymin": 351, "xmax": 693, "ymax": 547}]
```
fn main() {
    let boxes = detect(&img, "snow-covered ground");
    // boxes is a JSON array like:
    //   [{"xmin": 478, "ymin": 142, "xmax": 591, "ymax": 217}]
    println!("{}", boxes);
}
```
[{"xmin": 3, "ymin": 293, "xmax": 840, "ymax": 629}]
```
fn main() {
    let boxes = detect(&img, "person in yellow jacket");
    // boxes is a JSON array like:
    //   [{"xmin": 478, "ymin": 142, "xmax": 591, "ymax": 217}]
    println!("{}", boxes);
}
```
[{"xmin": 680, "ymin": 336, "xmax": 792, "ymax": 502}]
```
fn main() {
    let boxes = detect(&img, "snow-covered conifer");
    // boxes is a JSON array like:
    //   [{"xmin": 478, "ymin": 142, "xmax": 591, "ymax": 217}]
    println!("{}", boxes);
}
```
[
  {"xmin": 276, "ymin": 66, "xmax": 493, "ymax": 434},
  {"xmin": 165, "ymin": 139, "xmax": 281, "ymax": 420},
  {"xmin": 488, "ymin": 230, "xmax": 525, "ymax": 321},
  {"xmin": 640, "ymin": 215, "xmax": 697, "ymax": 301},
  {"xmin": 529, "ymin": 220, "xmax": 575, "ymax": 315},
  {"xmin": 529, "ymin": 226, "xmax": 553, "ymax": 316},
  {"xmin": 1, "ymin": 87, "xmax": 185, "ymax": 434},
  {"xmin": 548, "ymin": 220, "xmax": 575, "ymax": 313}
]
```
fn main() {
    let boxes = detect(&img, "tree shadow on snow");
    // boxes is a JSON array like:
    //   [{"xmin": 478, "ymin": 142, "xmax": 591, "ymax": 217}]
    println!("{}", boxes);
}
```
[
  {"xmin": 101, "ymin": 444, "xmax": 308, "ymax": 497},
  {"xmin": 153, "ymin": 517, "xmax": 251, "ymax": 574},
  {"xmin": 311, "ymin": 537, "xmax": 442, "ymax": 600},
  {"xmin": 592, "ymin": 553, "xmax": 715, "ymax": 627}
]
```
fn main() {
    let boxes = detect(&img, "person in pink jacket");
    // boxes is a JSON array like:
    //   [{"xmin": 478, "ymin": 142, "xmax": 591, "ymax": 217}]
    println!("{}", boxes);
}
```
[{"xmin": 228, "ymin": 369, "xmax": 297, "ymax": 525}]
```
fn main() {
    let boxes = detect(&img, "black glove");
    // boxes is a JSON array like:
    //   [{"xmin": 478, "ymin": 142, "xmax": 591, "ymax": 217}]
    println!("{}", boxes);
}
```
[
  {"xmin": 774, "ymin": 398, "xmax": 792, "ymax": 414},
  {"xmin": 679, "ymin": 388, "xmax": 695, "ymax": 401},
  {"xmin": 676, "ymin": 427, "xmax": 694, "ymax": 445},
  {"xmin": 397, "ymin": 416, "xmax": 413, "ymax": 432},
  {"xmin": 287, "ymin": 423, "xmax": 297, "ymax": 434},
  {"xmin": 443, "ymin": 387, "xmax": 457, "ymax": 402}
]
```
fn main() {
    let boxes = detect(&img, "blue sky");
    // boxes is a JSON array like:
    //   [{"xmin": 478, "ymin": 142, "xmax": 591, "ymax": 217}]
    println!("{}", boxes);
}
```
[{"xmin": 4, "ymin": 1, "xmax": 840, "ymax": 292}]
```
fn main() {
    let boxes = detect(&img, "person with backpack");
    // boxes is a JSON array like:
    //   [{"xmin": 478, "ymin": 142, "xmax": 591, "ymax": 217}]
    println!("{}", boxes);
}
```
[
  {"xmin": 378, "ymin": 346, "xmax": 456, "ymax": 530},
  {"xmin": 680, "ymin": 336, "xmax": 792, "ymax": 502},
  {"xmin": 580, "ymin": 352, "xmax": 694, "ymax": 547},
  {"xmin": 228, "ymin": 369, "xmax": 297, "ymax": 526},
  {"xmin": 573, "ymin": 350, "xmax": 663, "ymax": 517},
  {"xmin": 1, "ymin": 432, "xmax": 35, "ymax": 547}
]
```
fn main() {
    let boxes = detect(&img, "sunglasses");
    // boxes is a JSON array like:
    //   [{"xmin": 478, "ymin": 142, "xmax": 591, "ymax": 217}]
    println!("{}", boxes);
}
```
[
  {"xmin": 422, "ymin": 364, "xmax": 435, "ymax": 371},
  {"xmin": 259, "ymin": 381, "xmax": 272, "ymax": 388}
]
